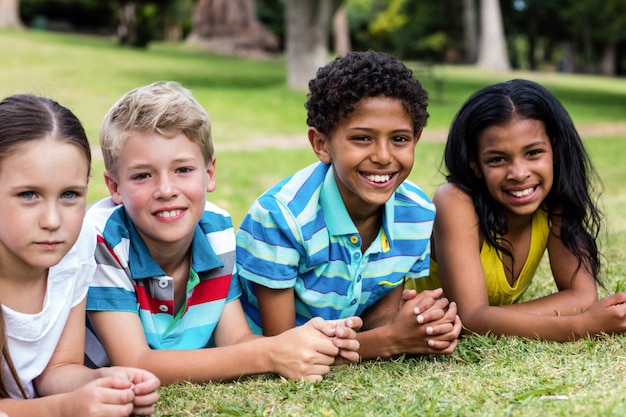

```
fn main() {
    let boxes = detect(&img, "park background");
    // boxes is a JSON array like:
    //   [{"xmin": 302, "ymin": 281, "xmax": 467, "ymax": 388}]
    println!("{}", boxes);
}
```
[{"xmin": 2, "ymin": 1, "xmax": 626, "ymax": 416}]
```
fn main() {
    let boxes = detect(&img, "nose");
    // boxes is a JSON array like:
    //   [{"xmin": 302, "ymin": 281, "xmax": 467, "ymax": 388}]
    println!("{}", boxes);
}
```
[
  {"xmin": 371, "ymin": 140, "xmax": 392, "ymax": 165},
  {"xmin": 154, "ymin": 174, "xmax": 178, "ymax": 199},
  {"xmin": 40, "ymin": 201, "xmax": 61, "ymax": 231},
  {"xmin": 507, "ymin": 158, "xmax": 530, "ymax": 181}
]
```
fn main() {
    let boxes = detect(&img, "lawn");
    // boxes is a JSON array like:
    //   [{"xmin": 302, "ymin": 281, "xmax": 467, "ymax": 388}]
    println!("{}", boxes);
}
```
[{"xmin": 3, "ymin": 29, "xmax": 626, "ymax": 416}]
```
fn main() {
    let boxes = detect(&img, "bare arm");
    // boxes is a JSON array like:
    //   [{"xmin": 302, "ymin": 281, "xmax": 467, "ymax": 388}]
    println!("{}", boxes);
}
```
[
  {"xmin": 433, "ymin": 183, "xmax": 616, "ymax": 341},
  {"xmin": 0, "ymin": 299, "xmax": 159, "ymax": 417},
  {"xmin": 255, "ymin": 285, "xmax": 296, "ymax": 336},
  {"xmin": 89, "ymin": 298, "xmax": 352, "ymax": 385}
]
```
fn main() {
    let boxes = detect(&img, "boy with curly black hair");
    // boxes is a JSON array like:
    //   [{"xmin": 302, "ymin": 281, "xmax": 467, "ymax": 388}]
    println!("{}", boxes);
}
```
[{"xmin": 236, "ymin": 50, "xmax": 461, "ymax": 360}]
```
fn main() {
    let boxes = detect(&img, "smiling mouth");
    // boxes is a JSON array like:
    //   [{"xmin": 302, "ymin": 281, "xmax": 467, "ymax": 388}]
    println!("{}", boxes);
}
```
[
  {"xmin": 156, "ymin": 209, "xmax": 183, "ymax": 218},
  {"xmin": 365, "ymin": 174, "xmax": 392, "ymax": 183},
  {"xmin": 508, "ymin": 187, "xmax": 535, "ymax": 197}
]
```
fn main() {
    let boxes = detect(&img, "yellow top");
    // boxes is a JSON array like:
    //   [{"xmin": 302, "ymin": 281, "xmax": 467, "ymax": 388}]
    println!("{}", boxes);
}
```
[{"xmin": 406, "ymin": 209, "xmax": 550, "ymax": 305}]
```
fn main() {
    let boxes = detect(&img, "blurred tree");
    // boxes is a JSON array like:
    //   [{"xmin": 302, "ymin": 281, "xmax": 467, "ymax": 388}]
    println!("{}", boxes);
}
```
[
  {"xmin": 116, "ymin": 1, "xmax": 176, "ymax": 47},
  {"xmin": 333, "ymin": 5, "xmax": 351, "ymax": 56},
  {"xmin": 476, "ymin": 0, "xmax": 510, "ymax": 71},
  {"xmin": 345, "ymin": 0, "xmax": 462, "ymax": 62},
  {"xmin": 186, "ymin": 0, "xmax": 278, "ymax": 55},
  {"xmin": 0, "ymin": 0, "xmax": 22, "ymax": 28},
  {"xmin": 286, "ymin": 0, "xmax": 342, "ymax": 90},
  {"xmin": 462, "ymin": 0, "xmax": 478, "ymax": 63}
]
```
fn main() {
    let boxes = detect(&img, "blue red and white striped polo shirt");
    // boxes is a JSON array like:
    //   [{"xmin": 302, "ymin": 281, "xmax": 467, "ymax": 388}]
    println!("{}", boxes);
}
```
[{"xmin": 85, "ymin": 197, "xmax": 240, "ymax": 362}]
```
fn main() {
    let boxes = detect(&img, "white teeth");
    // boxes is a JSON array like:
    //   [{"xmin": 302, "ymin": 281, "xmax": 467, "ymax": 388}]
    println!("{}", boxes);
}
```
[
  {"xmin": 366, "ymin": 174, "xmax": 391, "ymax": 183},
  {"xmin": 509, "ymin": 188, "xmax": 534, "ymax": 197},
  {"xmin": 157, "ymin": 209, "xmax": 182, "ymax": 218}
]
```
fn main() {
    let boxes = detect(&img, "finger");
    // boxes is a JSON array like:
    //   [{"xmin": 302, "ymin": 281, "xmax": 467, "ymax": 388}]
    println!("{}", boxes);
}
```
[
  {"xmin": 308, "ymin": 317, "xmax": 338, "ymax": 338},
  {"xmin": 333, "ymin": 324, "xmax": 358, "ymax": 340},
  {"xmin": 302, "ymin": 374, "xmax": 324, "ymax": 383},
  {"xmin": 428, "ymin": 337, "xmax": 459, "ymax": 354},
  {"xmin": 412, "ymin": 291, "xmax": 446, "ymax": 314},
  {"xmin": 332, "ymin": 336, "xmax": 360, "ymax": 352},
  {"xmin": 94, "ymin": 375, "xmax": 134, "ymax": 391},
  {"xmin": 402, "ymin": 289, "xmax": 417, "ymax": 301},
  {"xmin": 337, "ymin": 348, "xmax": 360, "ymax": 363},
  {"xmin": 131, "ymin": 376, "xmax": 161, "ymax": 396},
  {"xmin": 344, "ymin": 316, "xmax": 363, "ymax": 331},
  {"xmin": 132, "ymin": 403, "xmax": 158, "ymax": 416},
  {"xmin": 132, "ymin": 390, "xmax": 160, "ymax": 408},
  {"xmin": 416, "ymin": 305, "xmax": 446, "ymax": 324}
]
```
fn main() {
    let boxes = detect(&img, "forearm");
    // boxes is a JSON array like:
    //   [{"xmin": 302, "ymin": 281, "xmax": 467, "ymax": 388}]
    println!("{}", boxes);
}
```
[
  {"xmin": 355, "ymin": 325, "xmax": 399, "ymax": 360},
  {"xmin": 0, "ymin": 393, "xmax": 72, "ymax": 417},
  {"xmin": 462, "ymin": 305, "xmax": 586, "ymax": 342},
  {"xmin": 35, "ymin": 364, "xmax": 98, "ymax": 396},
  {"xmin": 111, "ymin": 338, "xmax": 279, "ymax": 385},
  {"xmin": 501, "ymin": 289, "xmax": 597, "ymax": 317}
]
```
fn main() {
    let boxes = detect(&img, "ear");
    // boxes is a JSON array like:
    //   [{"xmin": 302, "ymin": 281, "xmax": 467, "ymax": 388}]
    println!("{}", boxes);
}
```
[
  {"xmin": 469, "ymin": 159, "xmax": 482, "ymax": 178},
  {"xmin": 308, "ymin": 127, "xmax": 332, "ymax": 164},
  {"xmin": 206, "ymin": 156, "xmax": 217, "ymax": 193},
  {"xmin": 414, "ymin": 128, "xmax": 423, "ymax": 144},
  {"xmin": 103, "ymin": 170, "xmax": 124, "ymax": 205}
]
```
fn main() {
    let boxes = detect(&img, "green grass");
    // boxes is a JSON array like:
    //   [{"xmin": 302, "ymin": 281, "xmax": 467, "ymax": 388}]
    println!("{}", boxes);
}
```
[{"xmin": 4, "ymin": 29, "xmax": 626, "ymax": 416}]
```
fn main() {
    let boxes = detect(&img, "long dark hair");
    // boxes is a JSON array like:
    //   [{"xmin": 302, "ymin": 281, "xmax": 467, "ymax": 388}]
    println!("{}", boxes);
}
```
[
  {"xmin": 0, "ymin": 94, "xmax": 91, "ymax": 398},
  {"xmin": 443, "ymin": 79, "xmax": 603, "ymax": 282}
]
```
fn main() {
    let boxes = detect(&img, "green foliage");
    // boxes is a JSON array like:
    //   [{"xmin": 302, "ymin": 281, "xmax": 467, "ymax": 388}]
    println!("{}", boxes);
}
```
[{"xmin": 20, "ymin": 0, "xmax": 118, "ymax": 31}]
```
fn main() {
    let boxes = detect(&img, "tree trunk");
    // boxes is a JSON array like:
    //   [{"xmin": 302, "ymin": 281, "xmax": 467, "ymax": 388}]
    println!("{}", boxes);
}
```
[
  {"xmin": 476, "ymin": 0, "xmax": 510, "ymax": 71},
  {"xmin": 286, "ymin": 0, "xmax": 343, "ymax": 90},
  {"xmin": 600, "ymin": 44, "xmax": 617, "ymax": 76},
  {"xmin": 0, "ymin": 0, "xmax": 22, "ymax": 28},
  {"xmin": 333, "ymin": 6, "xmax": 351, "ymax": 56},
  {"xmin": 462, "ymin": 0, "xmax": 477, "ymax": 63},
  {"xmin": 186, "ymin": 0, "xmax": 278, "ymax": 56}
]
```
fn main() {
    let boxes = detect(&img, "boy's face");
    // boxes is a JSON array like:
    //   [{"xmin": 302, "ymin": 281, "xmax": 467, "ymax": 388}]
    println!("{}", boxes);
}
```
[
  {"xmin": 309, "ymin": 96, "xmax": 420, "ymax": 220},
  {"xmin": 104, "ymin": 132, "xmax": 215, "ymax": 252}
]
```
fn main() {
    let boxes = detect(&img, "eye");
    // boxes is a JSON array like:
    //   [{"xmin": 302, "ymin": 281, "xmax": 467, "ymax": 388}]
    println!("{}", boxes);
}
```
[
  {"xmin": 18, "ymin": 191, "xmax": 37, "ymax": 200},
  {"xmin": 131, "ymin": 173, "xmax": 150, "ymax": 181},
  {"xmin": 485, "ymin": 156, "xmax": 506, "ymax": 165},
  {"xmin": 61, "ymin": 190, "xmax": 79, "ymax": 200},
  {"xmin": 175, "ymin": 167, "xmax": 193, "ymax": 174},
  {"xmin": 351, "ymin": 135, "xmax": 370, "ymax": 142},
  {"xmin": 391, "ymin": 135, "xmax": 411, "ymax": 143},
  {"xmin": 527, "ymin": 148, "xmax": 544, "ymax": 157}
]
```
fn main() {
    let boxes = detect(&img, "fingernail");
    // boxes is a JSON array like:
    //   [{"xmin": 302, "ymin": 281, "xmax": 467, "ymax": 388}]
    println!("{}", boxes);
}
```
[
  {"xmin": 417, "ymin": 315, "xmax": 424, "ymax": 324},
  {"xmin": 426, "ymin": 326, "xmax": 433, "ymax": 335}
]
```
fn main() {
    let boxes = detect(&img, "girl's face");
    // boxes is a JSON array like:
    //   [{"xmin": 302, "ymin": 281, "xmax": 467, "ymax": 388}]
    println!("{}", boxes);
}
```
[
  {"xmin": 309, "ymin": 95, "xmax": 419, "ymax": 221},
  {"xmin": 0, "ymin": 137, "xmax": 89, "ymax": 274},
  {"xmin": 472, "ymin": 117, "xmax": 554, "ymax": 223}
]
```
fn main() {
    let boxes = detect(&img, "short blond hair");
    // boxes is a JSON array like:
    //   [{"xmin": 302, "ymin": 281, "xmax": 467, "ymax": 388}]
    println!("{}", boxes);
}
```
[{"xmin": 100, "ymin": 81, "xmax": 213, "ymax": 176}]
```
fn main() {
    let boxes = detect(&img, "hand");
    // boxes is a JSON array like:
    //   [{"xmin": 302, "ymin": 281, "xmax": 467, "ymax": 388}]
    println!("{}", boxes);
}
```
[
  {"xmin": 99, "ymin": 367, "xmax": 160, "ymax": 416},
  {"xmin": 316, "ymin": 316, "xmax": 363, "ymax": 365},
  {"xmin": 386, "ymin": 290, "xmax": 460, "ymax": 355},
  {"xmin": 580, "ymin": 292, "xmax": 626, "ymax": 336},
  {"xmin": 63, "ymin": 376, "xmax": 135, "ymax": 417},
  {"xmin": 269, "ymin": 317, "xmax": 340, "ymax": 382}
]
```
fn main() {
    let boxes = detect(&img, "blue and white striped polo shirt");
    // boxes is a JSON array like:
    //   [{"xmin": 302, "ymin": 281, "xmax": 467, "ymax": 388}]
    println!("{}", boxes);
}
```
[
  {"xmin": 236, "ymin": 162, "xmax": 435, "ymax": 333},
  {"xmin": 85, "ymin": 197, "xmax": 240, "ymax": 364}
]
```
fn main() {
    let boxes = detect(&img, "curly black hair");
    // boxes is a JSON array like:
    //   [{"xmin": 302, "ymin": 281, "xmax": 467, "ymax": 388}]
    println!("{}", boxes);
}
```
[{"xmin": 305, "ymin": 50, "xmax": 429, "ymax": 135}]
